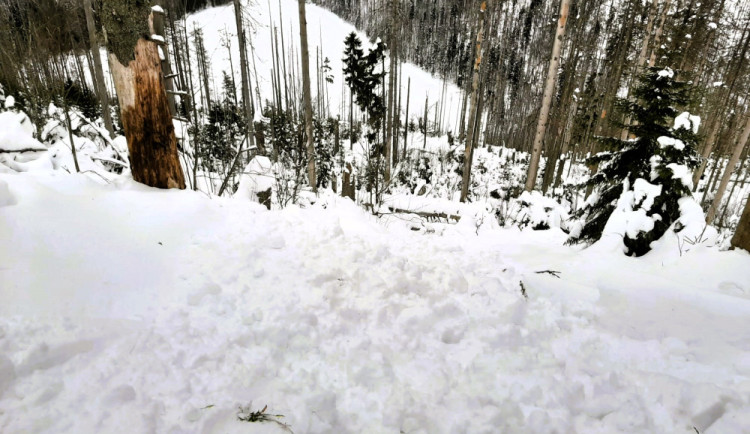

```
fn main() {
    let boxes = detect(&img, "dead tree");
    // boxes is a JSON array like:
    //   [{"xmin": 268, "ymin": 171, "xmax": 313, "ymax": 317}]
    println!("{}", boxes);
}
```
[
  {"xmin": 460, "ymin": 0, "xmax": 487, "ymax": 203},
  {"xmin": 298, "ymin": 0, "xmax": 317, "ymax": 190},
  {"xmin": 233, "ymin": 0, "xmax": 263, "ymax": 154},
  {"xmin": 83, "ymin": 0, "xmax": 115, "ymax": 137},
  {"xmin": 732, "ymin": 194, "xmax": 750, "ymax": 251},
  {"xmin": 707, "ymin": 114, "xmax": 750, "ymax": 224},
  {"xmin": 525, "ymin": 0, "xmax": 570, "ymax": 192},
  {"xmin": 109, "ymin": 39, "xmax": 186, "ymax": 189}
]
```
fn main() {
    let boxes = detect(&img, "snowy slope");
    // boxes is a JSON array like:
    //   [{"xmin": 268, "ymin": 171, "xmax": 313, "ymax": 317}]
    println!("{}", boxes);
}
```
[
  {"xmin": 183, "ymin": 0, "xmax": 463, "ymax": 129},
  {"xmin": 1, "ymin": 171, "xmax": 749, "ymax": 433}
]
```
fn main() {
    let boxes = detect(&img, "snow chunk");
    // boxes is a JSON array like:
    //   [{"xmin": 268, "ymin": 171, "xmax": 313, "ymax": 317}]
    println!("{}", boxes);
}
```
[
  {"xmin": 4, "ymin": 95, "xmax": 15, "ymax": 109},
  {"xmin": 151, "ymin": 5, "xmax": 164, "ymax": 13},
  {"xmin": 151, "ymin": 35, "xmax": 165, "ymax": 43},
  {"xmin": 674, "ymin": 111, "xmax": 700, "ymax": 133},
  {"xmin": 658, "ymin": 68, "xmax": 674, "ymax": 79},
  {"xmin": 236, "ymin": 156, "xmax": 274, "ymax": 204},
  {"xmin": 709, "ymin": 22, "xmax": 718, "ymax": 29},
  {"xmin": 666, "ymin": 163, "xmax": 693, "ymax": 190},
  {"xmin": 657, "ymin": 136, "xmax": 685, "ymax": 150}
]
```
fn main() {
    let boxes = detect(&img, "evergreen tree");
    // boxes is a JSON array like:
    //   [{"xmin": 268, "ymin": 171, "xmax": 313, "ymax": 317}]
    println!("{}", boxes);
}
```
[
  {"xmin": 342, "ymin": 32, "xmax": 385, "ymax": 143},
  {"xmin": 569, "ymin": 67, "xmax": 701, "ymax": 256}
]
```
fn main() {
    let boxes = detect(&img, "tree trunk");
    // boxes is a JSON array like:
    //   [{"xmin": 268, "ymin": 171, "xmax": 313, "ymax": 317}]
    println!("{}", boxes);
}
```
[
  {"xmin": 459, "ymin": 1, "xmax": 488, "ymax": 203},
  {"xmin": 233, "ymin": 0, "xmax": 263, "ymax": 154},
  {"xmin": 648, "ymin": 0, "xmax": 671, "ymax": 67},
  {"xmin": 149, "ymin": 1, "xmax": 177, "ymax": 117},
  {"xmin": 83, "ymin": 0, "xmax": 115, "ymax": 137},
  {"xmin": 423, "ymin": 93, "xmax": 428, "ymax": 149},
  {"xmin": 402, "ymin": 76, "xmax": 410, "ymax": 161},
  {"xmin": 109, "ymin": 39, "xmax": 186, "ymax": 189},
  {"xmin": 525, "ymin": 0, "xmax": 569, "ymax": 192},
  {"xmin": 298, "ymin": 0, "xmax": 317, "ymax": 191},
  {"xmin": 731, "ymin": 193, "xmax": 750, "ymax": 251},
  {"xmin": 706, "ymin": 114, "xmax": 750, "ymax": 224}
]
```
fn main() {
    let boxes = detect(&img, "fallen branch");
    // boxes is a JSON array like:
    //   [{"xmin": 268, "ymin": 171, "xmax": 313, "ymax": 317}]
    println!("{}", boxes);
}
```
[
  {"xmin": 385, "ymin": 206, "xmax": 461, "ymax": 222},
  {"xmin": 535, "ymin": 270, "xmax": 561, "ymax": 278},
  {"xmin": 0, "ymin": 147, "xmax": 46, "ymax": 154}
]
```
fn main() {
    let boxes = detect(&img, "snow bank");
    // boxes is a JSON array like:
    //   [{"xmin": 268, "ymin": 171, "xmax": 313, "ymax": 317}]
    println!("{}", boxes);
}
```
[
  {"xmin": 0, "ymin": 111, "xmax": 45, "ymax": 153},
  {"xmin": 0, "ymin": 172, "xmax": 749, "ymax": 433},
  {"xmin": 0, "ymin": 178, "xmax": 15, "ymax": 206}
]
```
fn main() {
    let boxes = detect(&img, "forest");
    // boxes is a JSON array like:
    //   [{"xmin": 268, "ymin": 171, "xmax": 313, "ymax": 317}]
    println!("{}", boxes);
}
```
[{"xmin": 1, "ymin": 0, "xmax": 749, "ymax": 432}]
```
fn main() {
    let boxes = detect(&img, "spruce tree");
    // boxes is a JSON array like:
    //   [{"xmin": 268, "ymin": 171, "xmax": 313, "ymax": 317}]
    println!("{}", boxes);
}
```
[{"xmin": 569, "ymin": 67, "xmax": 701, "ymax": 256}]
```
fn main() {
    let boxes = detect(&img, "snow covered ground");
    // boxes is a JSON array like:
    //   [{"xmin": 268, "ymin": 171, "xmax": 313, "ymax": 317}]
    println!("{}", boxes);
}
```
[{"xmin": 1, "ymin": 172, "xmax": 750, "ymax": 433}]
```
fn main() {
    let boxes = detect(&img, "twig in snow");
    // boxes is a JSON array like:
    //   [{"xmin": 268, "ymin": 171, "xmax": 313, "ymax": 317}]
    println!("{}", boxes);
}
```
[
  {"xmin": 237, "ymin": 404, "xmax": 292, "ymax": 432},
  {"xmin": 535, "ymin": 270, "xmax": 561, "ymax": 278},
  {"xmin": 519, "ymin": 281, "xmax": 528, "ymax": 299}
]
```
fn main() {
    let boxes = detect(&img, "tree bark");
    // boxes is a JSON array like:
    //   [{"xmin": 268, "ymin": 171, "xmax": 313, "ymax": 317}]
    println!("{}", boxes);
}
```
[
  {"xmin": 459, "ymin": 0, "xmax": 488, "ymax": 203},
  {"xmin": 706, "ymin": 114, "xmax": 750, "ymax": 224},
  {"xmin": 83, "ymin": 0, "xmax": 115, "ymax": 138},
  {"xmin": 109, "ymin": 39, "xmax": 186, "ymax": 189},
  {"xmin": 402, "ymin": 76, "xmax": 410, "ymax": 161},
  {"xmin": 524, "ymin": 0, "xmax": 569, "ymax": 192},
  {"xmin": 233, "ymin": 0, "xmax": 263, "ymax": 154},
  {"xmin": 731, "ymin": 193, "xmax": 750, "ymax": 251},
  {"xmin": 298, "ymin": 0, "xmax": 317, "ymax": 191}
]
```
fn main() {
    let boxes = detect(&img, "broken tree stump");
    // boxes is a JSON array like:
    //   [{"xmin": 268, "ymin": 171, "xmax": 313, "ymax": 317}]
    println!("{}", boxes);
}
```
[{"xmin": 109, "ymin": 38, "xmax": 185, "ymax": 189}]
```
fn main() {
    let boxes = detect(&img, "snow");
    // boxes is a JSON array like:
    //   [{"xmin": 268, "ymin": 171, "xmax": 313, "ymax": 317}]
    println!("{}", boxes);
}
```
[
  {"xmin": 709, "ymin": 22, "xmax": 718, "ymax": 29},
  {"xmin": 657, "ymin": 135, "xmax": 686, "ymax": 150},
  {"xmin": 666, "ymin": 162, "xmax": 693, "ymax": 189},
  {"xmin": 601, "ymin": 178, "xmax": 663, "ymax": 245},
  {"xmin": 151, "ymin": 5, "xmax": 164, "ymax": 13},
  {"xmin": 150, "ymin": 34, "xmax": 165, "ymax": 43},
  {"xmin": 181, "ymin": 0, "xmax": 464, "ymax": 130},
  {"xmin": 1, "ymin": 173, "xmax": 749, "ymax": 433},
  {"xmin": 0, "ymin": 111, "xmax": 46, "ymax": 152},
  {"xmin": 236, "ymin": 155, "xmax": 274, "ymax": 202},
  {"xmin": 674, "ymin": 111, "xmax": 701, "ymax": 133},
  {"xmin": 657, "ymin": 67, "xmax": 674, "ymax": 79},
  {"xmin": 4, "ymin": 95, "xmax": 15, "ymax": 109}
]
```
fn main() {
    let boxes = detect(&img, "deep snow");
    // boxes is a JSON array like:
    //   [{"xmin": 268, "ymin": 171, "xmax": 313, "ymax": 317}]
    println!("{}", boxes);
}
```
[{"xmin": 1, "ymin": 172, "xmax": 749, "ymax": 433}]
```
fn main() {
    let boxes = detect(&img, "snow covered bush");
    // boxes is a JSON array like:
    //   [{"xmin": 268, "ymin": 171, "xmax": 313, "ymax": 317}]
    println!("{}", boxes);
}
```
[
  {"xmin": 513, "ymin": 191, "xmax": 571, "ymax": 231},
  {"xmin": 569, "ymin": 67, "xmax": 702, "ymax": 256}
]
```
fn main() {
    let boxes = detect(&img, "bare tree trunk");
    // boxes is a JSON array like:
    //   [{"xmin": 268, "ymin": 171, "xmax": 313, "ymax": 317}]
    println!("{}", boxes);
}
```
[
  {"xmin": 707, "ymin": 114, "xmax": 750, "ymax": 224},
  {"xmin": 62, "ymin": 95, "xmax": 80, "ymax": 173},
  {"xmin": 423, "ymin": 93, "xmax": 428, "ymax": 150},
  {"xmin": 298, "ymin": 0, "xmax": 317, "ymax": 191},
  {"xmin": 83, "ymin": 0, "xmax": 115, "ymax": 137},
  {"xmin": 648, "ymin": 0, "xmax": 671, "ymax": 67},
  {"xmin": 402, "ymin": 76, "xmax": 410, "ymax": 161},
  {"xmin": 731, "ymin": 193, "xmax": 750, "ymax": 251},
  {"xmin": 149, "ymin": 1, "xmax": 177, "ymax": 117},
  {"xmin": 384, "ymin": 0, "xmax": 397, "ymax": 183},
  {"xmin": 109, "ymin": 39, "xmax": 186, "ymax": 189},
  {"xmin": 459, "ymin": 1, "xmax": 488, "ymax": 203},
  {"xmin": 524, "ymin": 0, "xmax": 569, "ymax": 192},
  {"xmin": 233, "ymin": 0, "xmax": 262, "ymax": 154}
]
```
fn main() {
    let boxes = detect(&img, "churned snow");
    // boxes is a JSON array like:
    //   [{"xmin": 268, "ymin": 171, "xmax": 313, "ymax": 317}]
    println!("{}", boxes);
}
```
[{"xmin": 1, "ymin": 173, "xmax": 749, "ymax": 433}]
